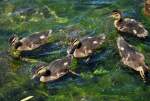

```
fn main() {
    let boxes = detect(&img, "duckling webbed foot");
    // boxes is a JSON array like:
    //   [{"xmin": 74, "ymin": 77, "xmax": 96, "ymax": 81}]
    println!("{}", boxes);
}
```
[{"xmin": 138, "ymin": 66, "xmax": 146, "ymax": 82}]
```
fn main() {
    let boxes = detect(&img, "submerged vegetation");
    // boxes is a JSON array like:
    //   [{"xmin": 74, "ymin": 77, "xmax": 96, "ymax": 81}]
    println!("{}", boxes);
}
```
[{"xmin": 0, "ymin": 0, "xmax": 150, "ymax": 101}]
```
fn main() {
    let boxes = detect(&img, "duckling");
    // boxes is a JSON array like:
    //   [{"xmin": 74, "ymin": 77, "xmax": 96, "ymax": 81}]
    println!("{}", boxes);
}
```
[
  {"xmin": 67, "ymin": 34, "xmax": 106, "ymax": 58},
  {"xmin": 111, "ymin": 10, "xmax": 148, "ymax": 38},
  {"xmin": 9, "ymin": 29, "xmax": 52, "ymax": 51},
  {"xmin": 32, "ymin": 55, "xmax": 78, "ymax": 82},
  {"xmin": 144, "ymin": 0, "xmax": 150, "ymax": 16},
  {"xmin": 117, "ymin": 36, "xmax": 150, "ymax": 81}
]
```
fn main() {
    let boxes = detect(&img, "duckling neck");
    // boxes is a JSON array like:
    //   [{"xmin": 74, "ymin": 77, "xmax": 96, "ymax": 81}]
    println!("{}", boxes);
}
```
[
  {"xmin": 114, "ymin": 18, "xmax": 123, "ymax": 28},
  {"xmin": 119, "ymin": 17, "xmax": 123, "ymax": 22}
]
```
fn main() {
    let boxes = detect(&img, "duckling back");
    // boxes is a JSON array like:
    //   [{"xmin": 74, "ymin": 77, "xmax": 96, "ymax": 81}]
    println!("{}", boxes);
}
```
[
  {"xmin": 17, "ymin": 30, "xmax": 52, "ymax": 51},
  {"xmin": 47, "ymin": 55, "xmax": 72, "ymax": 75},
  {"xmin": 117, "ymin": 18, "xmax": 148, "ymax": 38},
  {"xmin": 81, "ymin": 34, "xmax": 106, "ymax": 50}
]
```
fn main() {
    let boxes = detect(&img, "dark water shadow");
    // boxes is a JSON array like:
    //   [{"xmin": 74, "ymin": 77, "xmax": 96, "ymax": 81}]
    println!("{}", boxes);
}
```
[
  {"xmin": 75, "ymin": 47, "xmax": 113, "ymax": 74},
  {"xmin": 20, "ymin": 42, "xmax": 66, "ymax": 58},
  {"xmin": 118, "ymin": 32, "xmax": 150, "ymax": 45},
  {"xmin": 119, "ymin": 63, "xmax": 150, "ymax": 86},
  {"xmin": 32, "ymin": 72, "xmax": 84, "ymax": 90}
]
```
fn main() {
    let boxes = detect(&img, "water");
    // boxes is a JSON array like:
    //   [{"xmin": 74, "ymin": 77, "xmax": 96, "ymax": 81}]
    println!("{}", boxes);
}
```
[{"xmin": 0, "ymin": 0, "xmax": 150, "ymax": 101}]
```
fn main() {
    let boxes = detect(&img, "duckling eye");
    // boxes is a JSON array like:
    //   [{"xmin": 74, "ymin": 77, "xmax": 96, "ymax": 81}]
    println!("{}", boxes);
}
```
[
  {"xmin": 14, "ymin": 42, "xmax": 22, "ymax": 49},
  {"xmin": 43, "ymin": 70, "xmax": 51, "ymax": 76},
  {"xmin": 114, "ymin": 12, "xmax": 118, "ymax": 14},
  {"xmin": 113, "ymin": 13, "xmax": 120, "ymax": 18},
  {"xmin": 113, "ymin": 13, "xmax": 118, "ymax": 16}
]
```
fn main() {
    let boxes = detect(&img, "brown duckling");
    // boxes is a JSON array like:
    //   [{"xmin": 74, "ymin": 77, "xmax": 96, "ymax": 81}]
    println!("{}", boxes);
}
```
[
  {"xmin": 9, "ymin": 29, "xmax": 52, "ymax": 51},
  {"xmin": 67, "ymin": 34, "xmax": 106, "ymax": 58},
  {"xmin": 111, "ymin": 10, "xmax": 148, "ymax": 38},
  {"xmin": 117, "ymin": 36, "xmax": 150, "ymax": 81},
  {"xmin": 32, "ymin": 55, "xmax": 78, "ymax": 82}
]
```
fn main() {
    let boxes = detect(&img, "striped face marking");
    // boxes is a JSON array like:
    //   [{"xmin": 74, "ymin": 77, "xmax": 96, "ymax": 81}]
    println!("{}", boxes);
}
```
[
  {"xmin": 11, "ymin": 37, "xmax": 16, "ymax": 44},
  {"xmin": 73, "ymin": 39, "xmax": 80, "ymax": 46}
]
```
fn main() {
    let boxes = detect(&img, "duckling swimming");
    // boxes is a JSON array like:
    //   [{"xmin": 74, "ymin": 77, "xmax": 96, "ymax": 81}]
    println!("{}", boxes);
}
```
[
  {"xmin": 117, "ymin": 36, "xmax": 150, "ymax": 81},
  {"xmin": 67, "ymin": 34, "xmax": 106, "ymax": 58},
  {"xmin": 32, "ymin": 55, "xmax": 78, "ymax": 82},
  {"xmin": 9, "ymin": 29, "xmax": 52, "ymax": 51},
  {"xmin": 111, "ymin": 10, "xmax": 148, "ymax": 38}
]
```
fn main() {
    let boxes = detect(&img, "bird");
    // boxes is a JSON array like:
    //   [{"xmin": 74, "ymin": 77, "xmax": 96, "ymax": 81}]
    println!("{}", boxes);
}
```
[
  {"xmin": 67, "ymin": 34, "xmax": 106, "ymax": 58},
  {"xmin": 9, "ymin": 29, "xmax": 52, "ymax": 51},
  {"xmin": 117, "ymin": 36, "xmax": 150, "ymax": 81},
  {"xmin": 31, "ymin": 55, "xmax": 78, "ymax": 82},
  {"xmin": 111, "ymin": 10, "xmax": 148, "ymax": 38}
]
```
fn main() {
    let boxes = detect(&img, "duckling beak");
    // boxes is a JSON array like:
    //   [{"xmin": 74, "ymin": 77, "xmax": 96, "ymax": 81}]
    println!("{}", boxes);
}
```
[
  {"xmin": 108, "ymin": 14, "xmax": 112, "ymax": 18},
  {"xmin": 108, "ymin": 14, "xmax": 114, "ymax": 18},
  {"xmin": 69, "ymin": 45, "xmax": 78, "ymax": 54}
]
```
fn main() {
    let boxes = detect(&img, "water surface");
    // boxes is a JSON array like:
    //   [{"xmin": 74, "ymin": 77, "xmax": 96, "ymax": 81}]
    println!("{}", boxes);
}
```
[{"xmin": 0, "ymin": 0, "xmax": 150, "ymax": 101}]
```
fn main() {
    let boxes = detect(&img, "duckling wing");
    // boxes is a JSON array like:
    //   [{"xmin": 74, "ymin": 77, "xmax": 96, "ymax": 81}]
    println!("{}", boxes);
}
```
[
  {"xmin": 81, "ymin": 35, "xmax": 105, "ymax": 50},
  {"xmin": 119, "ymin": 18, "xmax": 148, "ymax": 38},
  {"xmin": 28, "ymin": 30, "xmax": 51, "ymax": 44},
  {"xmin": 118, "ymin": 18, "xmax": 148, "ymax": 37},
  {"xmin": 47, "ymin": 57, "xmax": 71, "ymax": 75},
  {"xmin": 40, "ymin": 57, "xmax": 72, "ymax": 82},
  {"xmin": 122, "ymin": 51, "xmax": 145, "ymax": 70}
]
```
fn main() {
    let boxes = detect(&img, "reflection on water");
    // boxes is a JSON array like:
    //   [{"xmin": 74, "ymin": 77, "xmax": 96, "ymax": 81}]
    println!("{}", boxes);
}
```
[{"xmin": 0, "ymin": 0, "xmax": 150, "ymax": 101}]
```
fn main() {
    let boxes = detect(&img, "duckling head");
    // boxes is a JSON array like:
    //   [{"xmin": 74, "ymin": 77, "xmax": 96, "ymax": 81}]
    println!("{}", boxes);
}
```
[
  {"xmin": 9, "ymin": 35, "xmax": 19, "ymax": 46},
  {"xmin": 9, "ymin": 35, "xmax": 23, "ymax": 49},
  {"xmin": 111, "ymin": 10, "xmax": 122, "ymax": 21},
  {"xmin": 67, "ymin": 39, "xmax": 81, "ymax": 54},
  {"xmin": 32, "ymin": 66, "xmax": 51, "ymax": 79}
]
